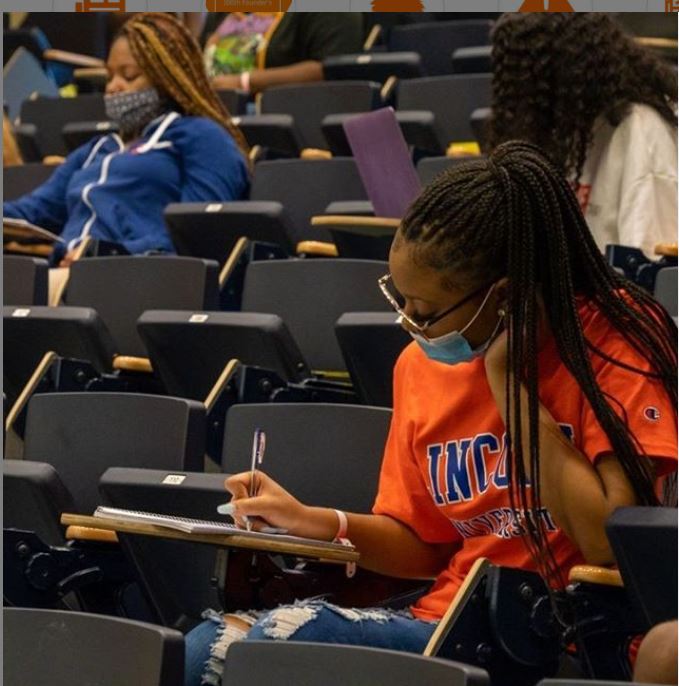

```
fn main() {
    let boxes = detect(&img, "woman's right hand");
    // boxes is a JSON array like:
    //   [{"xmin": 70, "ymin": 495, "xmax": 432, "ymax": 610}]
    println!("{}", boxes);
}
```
[{"xmin": 224, "ymin": 471, "xmax": 308, "ymax": 534}]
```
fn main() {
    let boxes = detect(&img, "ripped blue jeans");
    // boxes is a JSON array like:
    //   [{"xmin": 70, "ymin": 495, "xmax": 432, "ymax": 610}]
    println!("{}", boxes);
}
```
[{"xmin": 184, "ymin": 600, "xmax": 437, "ymax": 686}]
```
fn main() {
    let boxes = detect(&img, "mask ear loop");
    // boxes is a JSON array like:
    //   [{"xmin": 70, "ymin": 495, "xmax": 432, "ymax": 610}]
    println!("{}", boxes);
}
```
[{"xmin": 458, "ymin": 283, "xmax": 499, "ymax": 337}]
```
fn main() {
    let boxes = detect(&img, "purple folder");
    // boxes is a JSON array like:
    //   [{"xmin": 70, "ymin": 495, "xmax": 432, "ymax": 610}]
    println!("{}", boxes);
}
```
[{"xmin": 342, "ymin": 107, "xmax": 422, "ymax": 219}]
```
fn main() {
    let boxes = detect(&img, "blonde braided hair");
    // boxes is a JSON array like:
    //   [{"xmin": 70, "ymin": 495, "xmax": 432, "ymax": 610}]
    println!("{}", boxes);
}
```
[{"xmin": 117, "ymin": 12, "xmax": 249, "ymax": 159}]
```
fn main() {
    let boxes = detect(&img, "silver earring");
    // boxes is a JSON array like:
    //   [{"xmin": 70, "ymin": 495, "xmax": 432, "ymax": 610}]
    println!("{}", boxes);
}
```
[{"xmin": 498, "ymin": 309, "xmax": 506, "ymax": 317}]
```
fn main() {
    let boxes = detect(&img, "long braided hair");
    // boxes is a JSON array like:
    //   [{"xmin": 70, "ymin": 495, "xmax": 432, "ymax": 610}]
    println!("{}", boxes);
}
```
[
  {"xmin": 116, "ymin": 12, "xmax": 249, "ymax": 158},
  {"xmin": 488, "ymin": 13, "xmax": 677, "ymax": 185},
  {"xmin": 399, "ymin": 141, "xmax": 677, "ymax": 583}
]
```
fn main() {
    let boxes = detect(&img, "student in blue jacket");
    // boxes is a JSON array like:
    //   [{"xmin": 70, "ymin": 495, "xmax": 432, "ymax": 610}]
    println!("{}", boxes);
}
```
[{"xmin": 3, "ymin": 13, "xmax": 250, "ymax": 265}]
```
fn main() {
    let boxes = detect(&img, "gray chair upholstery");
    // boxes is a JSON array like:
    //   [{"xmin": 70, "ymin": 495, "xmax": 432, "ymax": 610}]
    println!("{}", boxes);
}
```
[
  {"xmin": 64, "ymin": 256, "xmax": 220, "ymax": 357},
  {"xmin": 389, "ymin": 20, "xmax": 493, "ymax": 76},
  {"xmin": 4, "ymin": 608, "xmax": 184, "ymax": 686},
  {"xmin": 23, "ymin": 392, "xmax": 206, "ymax": 514},
  {"xmin": 398, "ymin": 75, "xmax": 492, "ymax": 151},
  {"xmin": 260, "ymin": 81, "xmax": 381, "ymax": 150},
  {"xmin": 654, "ymin": 266, "xmax": 677, "ymax": 317},
  {"xmin": 241, "ymin": 258, "xmax": 389, "ymax": 371},
  {"xmin": 224, "ymin": 642, "xmax": 490, "ymax": 686},
  {"xmin": 222, "ymin": 403, "xmax": 391, "ymax": 513},
  {"xmin": 3, "ymin": 459, "xmax": 75, "ymax": 545},
  {"xmin": 335, "ymin": 312, "xmax": 410, "ymax": 407},
  {"xmin": 3, "ymin": 255, "xmax": 48, "ymax": 306}
]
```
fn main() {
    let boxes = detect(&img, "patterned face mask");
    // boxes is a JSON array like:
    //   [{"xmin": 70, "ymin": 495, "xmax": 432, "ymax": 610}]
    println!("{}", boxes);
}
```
[{"xmin": 104, "ymin": 87, "xmax": 167, "ymax": 138}]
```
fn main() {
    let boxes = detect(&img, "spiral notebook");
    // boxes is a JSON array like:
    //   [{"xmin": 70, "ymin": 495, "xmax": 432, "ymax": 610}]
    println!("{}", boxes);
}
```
[{"xmin": 93, "ymin": 506, "xmax": 354, "ymax": 552}]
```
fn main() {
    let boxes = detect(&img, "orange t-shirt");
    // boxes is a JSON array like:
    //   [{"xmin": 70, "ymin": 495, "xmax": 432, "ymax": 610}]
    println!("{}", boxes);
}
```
[{"xmin": 373, "ymin": 299, "xmax": 677, "ymax": 622}]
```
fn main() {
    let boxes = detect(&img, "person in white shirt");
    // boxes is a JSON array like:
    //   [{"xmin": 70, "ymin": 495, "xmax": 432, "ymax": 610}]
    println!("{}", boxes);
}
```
[{"xmin": 487, "ymin": 12, "xmax": 677, "ymax": 259}]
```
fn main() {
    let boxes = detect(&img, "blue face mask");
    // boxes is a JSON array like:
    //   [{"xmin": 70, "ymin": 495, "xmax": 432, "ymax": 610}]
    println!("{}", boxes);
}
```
[{"xmin": 408, "ymin": 285, "xmax": 502, "ymax": 365}]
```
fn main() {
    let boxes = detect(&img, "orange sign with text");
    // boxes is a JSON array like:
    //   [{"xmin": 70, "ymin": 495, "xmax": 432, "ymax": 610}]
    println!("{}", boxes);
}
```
[
  {"xmin": 519, "ymin": 0, "xmax": 574, "ymax": 10},
  {"xmin": 205, "ymin": 0, "xmax": 292, "ymax": 11},
  {"xmin": 75, "ymin": 0, "xmax": 125, "ymax": 10}
]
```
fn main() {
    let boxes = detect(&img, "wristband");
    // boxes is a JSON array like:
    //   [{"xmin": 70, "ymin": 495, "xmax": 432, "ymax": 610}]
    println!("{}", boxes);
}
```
[
  {"xmin": 240, "ymin": 70, "xmax": 251, "ymax": 94},
  {"xmin": 333, "ymin": 509, "xmax": 348, "ymax": 540}
]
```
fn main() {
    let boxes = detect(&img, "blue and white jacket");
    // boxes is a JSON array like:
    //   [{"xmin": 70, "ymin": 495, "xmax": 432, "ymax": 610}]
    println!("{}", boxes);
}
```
[{"xmin": 3, "ymin": 111, "xmax": 249, "ymax": 257}]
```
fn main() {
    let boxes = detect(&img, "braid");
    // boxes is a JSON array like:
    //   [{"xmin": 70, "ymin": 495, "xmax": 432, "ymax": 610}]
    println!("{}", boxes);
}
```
[
  {"xmin": 488, "ymin": 13, "xmax": 677, "ymax": 184},
  {"xmin": 118, "ymin": 13, "xmax": 249, "ymax": 159},
  {"xmin": 400, "ymin": 140, "xmax": 677, "ymax": 585}
]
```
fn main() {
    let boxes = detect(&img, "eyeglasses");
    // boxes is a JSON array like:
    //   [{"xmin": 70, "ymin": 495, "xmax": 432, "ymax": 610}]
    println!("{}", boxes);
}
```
[{"xmin": 378, "ymin": 273, "xmax": 491, "ymax": 335}]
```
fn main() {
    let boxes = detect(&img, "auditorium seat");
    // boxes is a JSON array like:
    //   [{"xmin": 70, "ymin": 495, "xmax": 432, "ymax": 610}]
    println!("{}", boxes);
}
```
[
  {"xmin": 335, "ymin": 312, "xmax": 410, "ymax": 407},
  {"xmin": 225, "ymin": 642, "xmax": 490, "ymax": 686},
  {"xmin": 99, "ymin": 403, "xmax": 394, "ymax": 628},
  {"xmin": 138, "ymin": 310, "xmax": 309, "ymax": 397},
  {"xmin": 416, "ymin": 156, "xmax": 472, "ymax": 186},
  {"xmin": 19, "ymin": 93, "xmax": 108, "ymax": 157},
  {"xmin": 4, "ymin": 162, "xmax": 58, "ymax": 201},
  {"xmin": 21, "ymin": 392, "xmax": 206, "ymax": 514},
  {"xmin": 3, "ymin": 305, "xmax": 116, "ymax": 411},
  {"xmin": 241, "ymin": 258, "xmax": 389, "ymax": 372},
  {"xmin": 397, "ymin": 75, "xmax": 492, "ymax": 154},
  {"xmin": 4, "ymin": 459, "xmax": 75, "ymax": 546},
  {"xmin": 62, "ymin": 256, "xmax": 220, "ymax": 358},
  {"xmin": 3, "ymin": 255, "xmax": 48, "ymax": 305},
  {"xmin": 322, "ymin": 52, "xmax": 423, "ymax": 83},
  {"xmin": 654, "ymin": 266, "xmax": 677, "ymax": 318},
  {"xmin": 388, "ymin": 20, "xmax": 493, "ymax": 76},
  {"xmin": 239, "ymin": 80, "xmax": 382, "ymax": 155},
  {"xmin": 4, "ymin": 608, "xmax": 184, "ymax": 686},
  {"xmin": 452, "ymin": 45, "xmax": 493, "ymax": 74}
]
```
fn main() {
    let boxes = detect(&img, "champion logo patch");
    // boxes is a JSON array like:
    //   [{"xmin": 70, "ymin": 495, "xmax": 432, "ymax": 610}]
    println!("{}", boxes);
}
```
[{"xmin": 644, "ymin": 407, "xmax": 661, "ymax": 422}]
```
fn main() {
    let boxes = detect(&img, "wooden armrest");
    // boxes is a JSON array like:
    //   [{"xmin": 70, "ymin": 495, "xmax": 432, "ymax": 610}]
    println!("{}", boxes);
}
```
[
  {"xmin": 296, "ymin": 241, "xmax": 338, "ymax": 257},
  {"xmin": 66, "ymin": 525, "xmax": 119, "ymax": 543},
  {"xmin": 654, "ymin": 243, "xmax": 678, "ymax": 258},
  {"xmin": 42, "ymin": 156, "xmax": 66, "ymax": 165},
  {"xmin": 204, "ymin": 359, "xmax": 241, "ymax": 412},
  {"xmin": 112, "ymin": 356, "xmax": 154, "ymax": 373},
  {"xmin": 381, "ymin": 75, "xmax": 397, "ymax": 103},
  {"xmin": 568, "ymin": 565, "xmax": 624, "ymax": 587},
  {"xmin": 446, "ymin": 141, "xmax": 482, "ymax": 158},
  {"xmin": 6, "ymin": 351, "xmax": 58, "ymax": 434},
  {"xmin": 219, "ymin": 236, "xmax": 249, "ymax": 288},
  {"xmin": 73, "ymin": 67, "xmax": 108, "ymax": 79},
  {"xmin": 43, "ymin": 49, "xmax": 105, "ymax": 69},
  {"xmin": 311, "ymin": 215, "xmax": 401, "ymax": 229},
  {"xmin": 3, "ymin": 241, "xmax": 52, "ymax": 257},
  {"xmin": 300, "ymin": 148, "xmax": 333, "ymax": 160},
  {"xmin": 636, "ymin": 37, "xmax": 678, "ymax": 50},
  {"xmin": 363, "ymin": 24, "xmax": 382, "ymax": 51},
  {"xmin": 311, "ymin": 369, "xmax": 351, "ymax": 381}
]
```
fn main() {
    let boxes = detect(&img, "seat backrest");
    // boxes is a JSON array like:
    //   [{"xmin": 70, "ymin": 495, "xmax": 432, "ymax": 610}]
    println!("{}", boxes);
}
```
[
  {"xmin": 223, "ymin": 403, "xmax": 391, "ymax": 513},
  {"xmin": 654, "ymin": 266, "xmax": 677, "ymax": 317},
  {"xmin": 605, "ymin": 506, "xmax": 678, "ymax": 629},
  {"xmin": 260, "ymin": 81, "xmax": 381, "ymax": 150},
  {"xmin": 4, "ymin": 608, "xmax": 184, "ymax": 686},
  {"xmin": 249, "ymin": 159, "xmax": 368, "ymax": 244},
  {"xmin": 138, "ymin": 310, "xmax": 310, "ymax": 399},
  {"xmin": 4, "ymin": 162, "xmax": 58, "ymax": 201},
  {"xmin": 398, "ymin": 74, "xmax": 492, "ymax": 145},
  {"xmin": 3, "ymin": 255, "xmax": 48, "ymax": 305},
  {"xmin": 242, "ymin": 259, "xmax": 389, "ymax": 371},
  {"xmin": 3, "ymin": 460, "xmax": 75, "ymax": 545},
  {"xmin": 389, "ymin": 20, "xmax": 493, "ymax": 76},
  {"xmin": 335, "ymin": 312, "xmax": 410, "ymax": 407},
  {"xmin": 99, "ymin": 467, "xmax": 243, "ymax": 630},
  {"xmin": 3, "ymin": 47, "xmax": 58, "ymax": 121},
  {"xmin": 416, "ymin": 156, "xmax": 475, "ymax": 187},
  {"xmin": 20, "ymin": 93, "xmax": 107, "ymax": 156},
  {"xmin": 225, "ymin": 642, "xmax": 490, "ymax": 686},
  {"xmin": 23, "ymin": 392, "xmax": 206, "ymax": 514},
  {"xmin": 64, "ymin": 256, "xmax": 220, "ymax": 357},
  {"xmin": 3, "ymin": 305, "xmax": 117, "ymax": 408}
]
